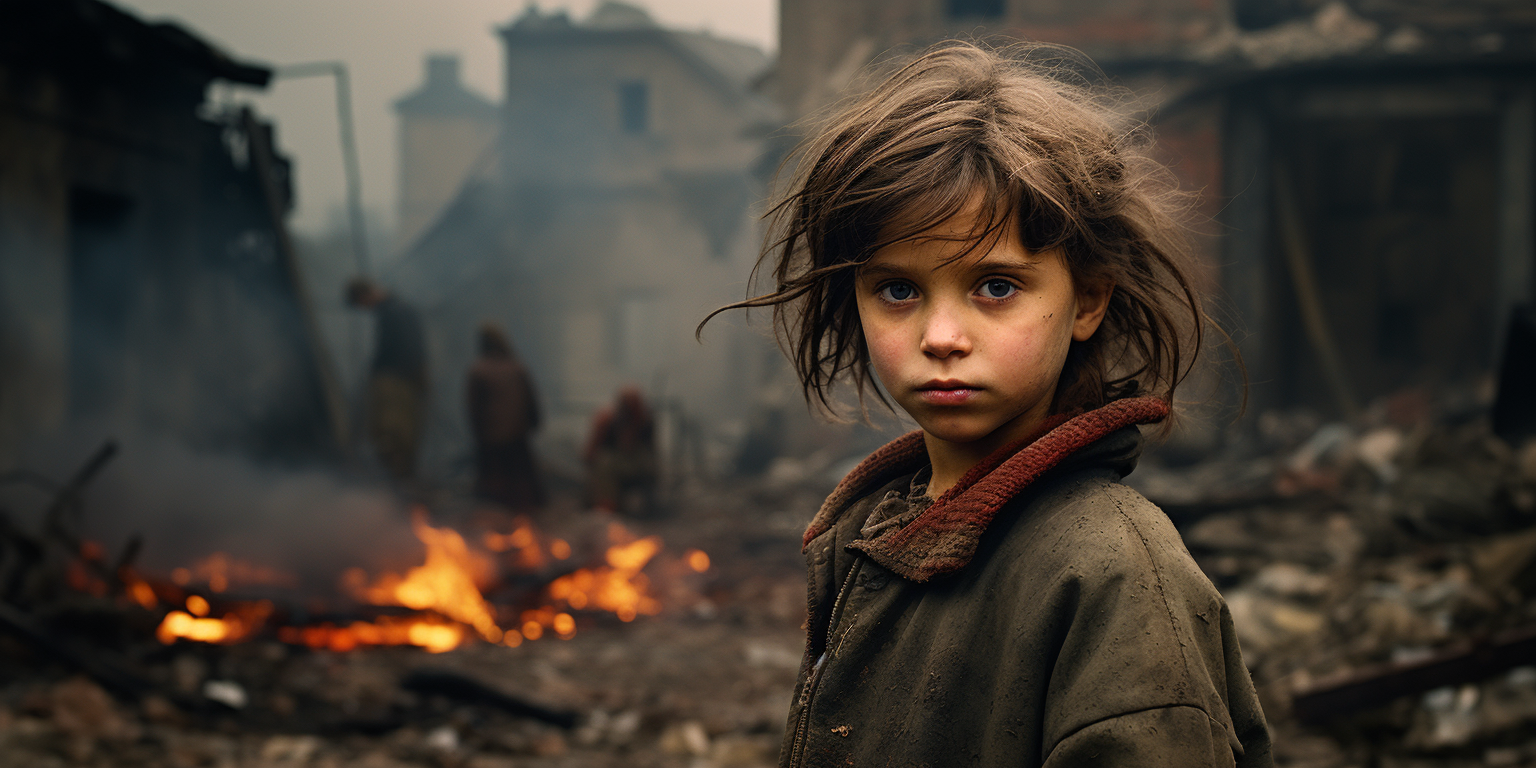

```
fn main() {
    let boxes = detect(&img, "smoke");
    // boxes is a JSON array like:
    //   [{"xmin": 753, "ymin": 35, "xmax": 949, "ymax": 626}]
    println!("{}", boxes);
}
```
[{"xmin": 6, "ymin": 428, "xmax": 425, "ymax": 596}]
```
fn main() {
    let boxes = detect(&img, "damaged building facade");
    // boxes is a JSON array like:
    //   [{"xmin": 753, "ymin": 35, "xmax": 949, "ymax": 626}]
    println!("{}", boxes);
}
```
[
  {"xmin": 393, "ymin": 55, "xmax": 500, "ymax": 254},
  {"xmin": 392, "ymin": 1, "xmax": 780, "ymax": 468},
  {"xmin": 0, "ymin": 0, "xmax": 345, "ymax": 465},
  {"xmin": 777, "ymin": 0, "xmax": 1536, "ymax": 420}
]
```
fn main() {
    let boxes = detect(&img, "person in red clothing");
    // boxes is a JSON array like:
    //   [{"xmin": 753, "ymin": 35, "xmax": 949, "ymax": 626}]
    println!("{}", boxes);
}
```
[
  {"xmin": 466, "ymin": 322, "xmax": 544, "ymax": 511},
  {"xmin": 583, "ymin": 386, "xmax": 657, "ymax": 515}
]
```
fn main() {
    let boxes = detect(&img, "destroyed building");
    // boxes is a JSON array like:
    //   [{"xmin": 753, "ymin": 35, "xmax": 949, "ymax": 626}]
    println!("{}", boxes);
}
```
[
  {"xmin": 0, "ymin": 0, "xmax": 346, "ymax": 465},
  {"xmin": 393, "ymin": 55, "xmax": 500, "ymax": 253},
  {"xmin": 777, "ymin": 0, "xmax": 1536, "ymax": 420},
  {"xmin": 391, "ymin": 1, "xmax": 781, "ymax": 469}
]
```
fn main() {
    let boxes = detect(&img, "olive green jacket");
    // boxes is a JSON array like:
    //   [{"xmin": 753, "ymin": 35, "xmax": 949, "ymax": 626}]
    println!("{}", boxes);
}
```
[{"xmin": 780, "ymin": 398, "xmax": 1273, "ymax": 768}]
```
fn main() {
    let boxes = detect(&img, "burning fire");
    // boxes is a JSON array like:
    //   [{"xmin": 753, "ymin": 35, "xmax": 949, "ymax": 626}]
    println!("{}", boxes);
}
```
[
  {"xmin": 170, "ymin": 551, "xmax": 297, "ymax": 593},
  {"xmin": 547, "ymin": 524, "xmax": 662, "ymax": 622},
  {"xmin": 155, "ymin": 596, "xmax": 272, "ymax": 645},
  {"xmin": 277, "ymin": 616, "xmax": 465, "ymax": 654},
  {"xmin": 149, "ymin": 509, "xmax": 707, "ymax": 653},
  {"xmin": 346, "ymin": 509, "xmax": 503, "ymax": 643}
]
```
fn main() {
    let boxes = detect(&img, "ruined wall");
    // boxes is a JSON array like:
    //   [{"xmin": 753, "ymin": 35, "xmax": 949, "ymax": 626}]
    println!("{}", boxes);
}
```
[
  {"xmin": 774, "ymin": 0, "xmax": 1536, "ymax": 420},
  {"xmin": 0, "ymin": 67, "xmax": 70, "ymax": 465},
  {"xmin": 777, "ymin": 0, "xmax": 1222, "ymax": 121},
  {"xmin": 494, "ymin": 29, "xmax": 770, "ymax": 416},
  {"xmin": 0, "ymin": 60, "xmax": 338, "ymax": 465},
  {"xmin": 498, "ymin": 33, "xmax": 765, "ymax": 187},
  {"xmin": 392, "ymin": 14, "xmax": 779, "ymax": 476}
]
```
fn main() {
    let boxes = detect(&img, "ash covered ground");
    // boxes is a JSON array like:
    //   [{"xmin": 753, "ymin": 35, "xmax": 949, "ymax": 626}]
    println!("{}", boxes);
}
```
[{"xmin": 4, "ymin": 401, "xmax": 1536, "ymax": 767}]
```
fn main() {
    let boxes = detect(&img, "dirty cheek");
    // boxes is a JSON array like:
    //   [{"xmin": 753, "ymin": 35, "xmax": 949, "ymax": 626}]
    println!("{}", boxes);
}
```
[
  {"xmin": 856, "ymin": 314, "xmax": 904, "ymax": 388},
  {"xmin": 998, "ymin": 327, "xmax": 1066, "ymax": 384},
  {"xmin": 864, "ymin": 330, "xmax": 907, "ymax": 388}
]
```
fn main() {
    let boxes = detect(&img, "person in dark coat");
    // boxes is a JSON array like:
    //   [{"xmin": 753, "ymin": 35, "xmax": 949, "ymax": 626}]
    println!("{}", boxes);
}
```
[
  {"xmin": 346, "ymin": 277, "xmax": 427, "ymax": 482},
  {"xmin": 583, "ymin": 386, "xmax": 657, "ymax": 515},
  {"xmin": 466, "ymin": 322, "xmax": 544, "ymax": 511}
]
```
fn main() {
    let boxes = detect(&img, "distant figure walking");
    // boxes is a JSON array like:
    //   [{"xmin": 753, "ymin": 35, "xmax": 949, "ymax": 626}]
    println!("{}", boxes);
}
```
[
  {"xmin": 467, "ymin": 323, "xmax": 544, "ymax": 511},
  {"xmin": 346, "ymin": 277, "xmax": 427, "ymax": 482},
  {"xmin": 584, "ymin": 386, "xmax": 657, "ymax": 515}
]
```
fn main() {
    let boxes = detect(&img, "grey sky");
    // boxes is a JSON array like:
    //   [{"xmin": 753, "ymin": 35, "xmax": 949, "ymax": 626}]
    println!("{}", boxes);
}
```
[{"xmin": 111, "ymin": 0, "xmax": 776, "ymax": 245}]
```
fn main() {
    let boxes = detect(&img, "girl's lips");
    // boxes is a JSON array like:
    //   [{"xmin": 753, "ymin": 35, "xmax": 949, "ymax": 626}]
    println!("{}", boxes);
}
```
[{"xmin": 915, "ymin": 383, "xmax": 979, "ymax": 405}]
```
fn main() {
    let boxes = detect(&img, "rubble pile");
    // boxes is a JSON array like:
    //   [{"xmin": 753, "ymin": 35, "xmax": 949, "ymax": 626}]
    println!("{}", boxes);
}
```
[
  {"xmin": 7, "ymin": 389, "xmax": 1536, "ymax": 766},
  {"xmin": 0, "ymin": 484, "xmax": 809, "ymax": 768},
  {"xmin": 1138, "ymin": 389, "xmax": 1536, "ymax": 767}
]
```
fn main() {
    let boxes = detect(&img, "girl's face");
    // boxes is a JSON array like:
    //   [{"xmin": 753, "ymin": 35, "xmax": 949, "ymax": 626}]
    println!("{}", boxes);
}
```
[{"xmin": 855, "ymin": 204, "xmax": 1111, "ymax": 456}]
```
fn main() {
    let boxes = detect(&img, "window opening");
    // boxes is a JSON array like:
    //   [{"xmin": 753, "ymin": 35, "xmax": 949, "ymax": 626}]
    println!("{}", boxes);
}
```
[{"xmin": 619, "ymin": 81, "xmax": 649, "ymax": 134}]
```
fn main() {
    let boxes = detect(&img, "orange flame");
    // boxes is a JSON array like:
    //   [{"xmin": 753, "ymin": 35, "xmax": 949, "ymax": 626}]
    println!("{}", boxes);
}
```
[
  {"xmin": 278, "ymin": 616, "xmax": 465, "ymax": 653},
  {"xmin": 546, "ymin": 523, "xmax": 663, "ymax": 622},
  {"xmin": 169, "ymin": 552, "xmax": 298, "ymax": 593},
  {"xmin": 149, "ymin": 511, "xmax": 700, "ymax": 652},
  {"xmin": 349, "ymin": 508, "xmax": 502, "ymax": 644},
  {"xmin": 155, "ymin": 598, "xmax": 272, "ymax": 645},
  {"xmin": 127, "ymin": 579, "xmax": 158, "ymax": 610},
  {"xmin": 483, "ymin": 517, "xmax": 547, "ymax": 569}
]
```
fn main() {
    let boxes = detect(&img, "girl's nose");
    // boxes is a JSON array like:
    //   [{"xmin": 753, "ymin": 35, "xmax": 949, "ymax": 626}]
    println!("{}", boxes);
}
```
[{"xmin": 919, "ymin": 307, "xmax": 972, "ymax": 359}]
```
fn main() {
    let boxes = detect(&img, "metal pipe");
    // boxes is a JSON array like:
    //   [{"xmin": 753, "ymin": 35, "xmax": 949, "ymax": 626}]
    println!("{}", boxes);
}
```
[{"xmin": 273, "ymin": 61, "xmax": 371, "ymax": 276}]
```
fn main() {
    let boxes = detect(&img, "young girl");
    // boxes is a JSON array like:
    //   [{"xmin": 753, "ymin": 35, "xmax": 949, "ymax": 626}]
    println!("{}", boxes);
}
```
[{"xmin": 708, "ymin": 41, "xmax": 1272, "ymax": 767}]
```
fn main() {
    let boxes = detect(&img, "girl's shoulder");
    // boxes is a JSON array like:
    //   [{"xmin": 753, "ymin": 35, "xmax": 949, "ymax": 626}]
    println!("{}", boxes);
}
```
[{"xmin": 998, "ymin": 474, "xmax": 1215, "ymax": 597}]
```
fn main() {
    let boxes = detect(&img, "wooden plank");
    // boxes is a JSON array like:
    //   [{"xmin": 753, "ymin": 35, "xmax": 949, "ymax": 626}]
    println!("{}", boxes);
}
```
[
  {"xmin": 242, "ymin": 108, "xmax": 351, "ymax": 457},
  {"xmin": 1291, "ymin": 625, "xmax": 1536, "ymax": 724}
]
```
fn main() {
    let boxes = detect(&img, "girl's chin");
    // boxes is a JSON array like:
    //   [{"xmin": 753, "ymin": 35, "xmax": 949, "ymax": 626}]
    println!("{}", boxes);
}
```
[
  {"xmin": 919, "ymin": 411, "xmax": 1046, "ymax": 449},
  {"xmin": 918, "ymin": 420, "xmax": 1004, "ymax": 447}
]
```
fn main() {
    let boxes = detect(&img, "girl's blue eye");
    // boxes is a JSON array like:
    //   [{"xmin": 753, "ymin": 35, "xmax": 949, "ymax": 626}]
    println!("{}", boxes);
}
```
[
  {"xmin": 879, "ymin": 283, "xmax": 916, "ymax": 302},
  {"xmin": 980, "ymin": 279, "xmax": 1017, "ymax": 299}
]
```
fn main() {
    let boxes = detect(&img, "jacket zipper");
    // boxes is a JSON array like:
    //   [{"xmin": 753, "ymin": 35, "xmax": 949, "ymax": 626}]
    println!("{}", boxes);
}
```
[{"xmin": 789, "ymin": 558, "xmax": 863, "ymax": 768}]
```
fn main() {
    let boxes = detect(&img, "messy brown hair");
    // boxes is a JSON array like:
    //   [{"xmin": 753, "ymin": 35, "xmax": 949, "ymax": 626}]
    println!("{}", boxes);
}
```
[{"xmin": 704, "ymin": 41, "xmax": 1218, "ymax": 418}]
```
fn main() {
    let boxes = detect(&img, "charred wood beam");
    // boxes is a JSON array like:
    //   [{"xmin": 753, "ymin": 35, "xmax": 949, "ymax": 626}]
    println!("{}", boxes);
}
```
[
  {"xmin": 401, "ymin": 669, "xmax": 580, "ymax": 728},
  {"xmin": 0, "ymin": 442, "xmax": 124, "ymax": 600},
  {"xmin": 43, "ymin": 441, "xmax": 118, "ymax": 550},
  {"xmin": 0, "ymin": 509, "xmax": 46, "ymax": 602},
  {"xmin": 242, "ymin": 108, "xmax": 351, "ymax": 457},
  {"xmin": 1291, "ymin": 625, "xmax": 1536, "ymax": 725},
  {"xmin": 1492, "ymin": 304, "xmax": 1536, "ymax": 445}
]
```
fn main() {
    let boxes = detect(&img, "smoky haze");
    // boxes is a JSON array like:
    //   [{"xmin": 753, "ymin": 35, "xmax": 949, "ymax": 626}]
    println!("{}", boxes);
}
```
[
  {"xmin": 1, "ymin": 0, "xmax": 804, "ymax": 599},
  {"xmin": 3, "ymin": 432, "xmax": 422, "ymax": 593},
  {"xmin": 109, "ymin": 0, "xmax": 777, "ymax": 241}
]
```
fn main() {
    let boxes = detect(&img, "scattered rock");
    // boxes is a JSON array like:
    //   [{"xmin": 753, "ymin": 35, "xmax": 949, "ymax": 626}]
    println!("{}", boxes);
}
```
[{"xmin": 658, "ymin": 719, "xmax": 710, "ymax": 756}]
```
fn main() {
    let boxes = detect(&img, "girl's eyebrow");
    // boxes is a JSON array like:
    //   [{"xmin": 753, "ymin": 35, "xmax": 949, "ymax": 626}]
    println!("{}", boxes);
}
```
[
  {"xmin": 857, "ymin": 262, "xmax": 912, "ymax": 280},
  {"xmin": 967, "ymin": 257, "xmax": 1039, "ymax": 273}
]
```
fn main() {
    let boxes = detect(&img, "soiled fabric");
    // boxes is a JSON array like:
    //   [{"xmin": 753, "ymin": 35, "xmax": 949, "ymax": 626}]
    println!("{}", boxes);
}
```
[
  {"xmin": 467, "ymin": 355, "xmax": 543, "ymax": 510},
  {"xmin": 368, "ymin": 373, "xmax": 424, "ymax": 481},
  {"xmin": 371, "ymin": 296, "xmax": 426, "ymax": 384},
  {"xmin": 365, "ymin": 295, "xmax": 427, "ymax": 481},
  {"xmin": 780, "ymin": 397, "xmax": 1273, "ymax": 768}
]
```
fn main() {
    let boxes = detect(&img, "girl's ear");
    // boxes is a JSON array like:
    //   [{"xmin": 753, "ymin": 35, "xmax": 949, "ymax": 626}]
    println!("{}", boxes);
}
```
[{"xmin": 1072, "ymin": 278, "xmax": 1114, "ymax": 342}]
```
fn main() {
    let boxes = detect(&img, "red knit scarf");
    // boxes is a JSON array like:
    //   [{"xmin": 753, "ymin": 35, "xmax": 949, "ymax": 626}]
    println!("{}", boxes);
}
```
[{"xmin": 802, "ymin": 396, "xmax": 1170, "ymax": 582}]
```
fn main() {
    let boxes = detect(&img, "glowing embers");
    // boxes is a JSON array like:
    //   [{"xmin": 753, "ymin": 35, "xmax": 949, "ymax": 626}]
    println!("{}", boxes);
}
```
[
  {"xmin": 156, "ymin": 595, "xmax": 273, "ymax": 645},
  {"xmin": 482, "ymin": 518, "xmax": 570, "ymax": 569},
  {"xmin": 277, "ymin": 616, "xmax": 465, "ymax": 654},
  {"xmin": 547, "ymin": 523, "xmax": 662, "ymax": 622},
  {"xmin": 170, "ymin": 551, "xmax": 298, "ymax": 594}
]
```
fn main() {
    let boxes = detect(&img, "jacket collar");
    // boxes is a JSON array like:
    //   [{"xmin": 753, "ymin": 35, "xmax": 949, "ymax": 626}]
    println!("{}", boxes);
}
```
[{"xmin": 803, "ymin": 396, "xmax": 1170, "ymax": 582}]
